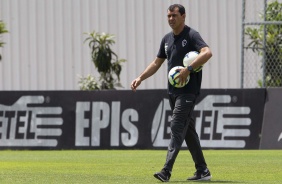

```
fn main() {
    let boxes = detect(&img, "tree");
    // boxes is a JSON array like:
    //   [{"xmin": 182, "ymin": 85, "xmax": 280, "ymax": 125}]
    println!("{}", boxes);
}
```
[
  {"xmin": 79, "ymin": 31, "xmax": 126, "ymax": 90},
  {"xmin": 0, "ymin": 20, "xmax": 8, "ymax": 61},
  {"xmin": 245, "ymin": 1, "xmax": 282, "ymax": 87}
]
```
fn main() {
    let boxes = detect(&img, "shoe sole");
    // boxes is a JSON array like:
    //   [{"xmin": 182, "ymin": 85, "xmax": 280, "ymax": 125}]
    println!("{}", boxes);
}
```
[
  {"xmin": 198, "ymin": 175, "xmax": 212, "ymax": 181},
  {"xmin": 153, "ymin": 173, "xmax": 168, "ymax": 182},
  {"xmin": 188, "ymin": 175, "xmax": 212, "ymax": 181}
]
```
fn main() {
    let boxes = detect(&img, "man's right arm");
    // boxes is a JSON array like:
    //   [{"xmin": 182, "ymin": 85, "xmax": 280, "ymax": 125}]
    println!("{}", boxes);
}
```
[{"xmin": 131, "ymin": 57, "xmax": 165, "ymax": 91}]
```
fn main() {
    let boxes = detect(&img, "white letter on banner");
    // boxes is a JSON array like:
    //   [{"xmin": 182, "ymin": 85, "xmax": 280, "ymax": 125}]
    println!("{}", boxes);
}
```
[
  {"xmin": 91, "ymin": 102, "xmax": 110, "ymax": 146},
  {"xmin": 121, "ymin": 109, "xmax": 138, "ymax": 146},
  {"xmin": 75, "ymin": 102, "xmax": 90, "ymax": 146},
  {"xmin": 111, "ymin": 102, "xmax": 121, "ymax": 146}
]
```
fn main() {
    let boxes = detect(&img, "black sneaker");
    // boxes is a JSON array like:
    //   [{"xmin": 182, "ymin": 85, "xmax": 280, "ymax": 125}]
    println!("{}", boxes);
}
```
[
  {"xmin": 153, "ymin": 168, "xmax": 171, "ymax": 182},
  {"xmin": 187, "ymin": 169, "xmax": 212, "ymax": 181}
]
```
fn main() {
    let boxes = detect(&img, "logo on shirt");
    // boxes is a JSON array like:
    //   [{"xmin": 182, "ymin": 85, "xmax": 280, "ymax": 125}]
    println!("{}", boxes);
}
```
[
  {"xmin": 165, "ymin": 43, "xmax": 168, "ymax": 58},
  {"xmin": 182, "ymin": 39, "xmax": 187, "ymax": 47}
]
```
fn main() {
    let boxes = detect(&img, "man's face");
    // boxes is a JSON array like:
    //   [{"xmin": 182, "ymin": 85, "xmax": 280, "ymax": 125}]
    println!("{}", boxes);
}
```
[{"xmin": 167, "ymin": 7, "xmax": 185, "ymax": 29}]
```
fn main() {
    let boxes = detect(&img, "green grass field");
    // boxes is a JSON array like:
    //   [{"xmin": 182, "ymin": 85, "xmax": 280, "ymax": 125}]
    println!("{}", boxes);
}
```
[{"xmin": 0, "ymin": 150, "xmax": 281, "ymax": 184}]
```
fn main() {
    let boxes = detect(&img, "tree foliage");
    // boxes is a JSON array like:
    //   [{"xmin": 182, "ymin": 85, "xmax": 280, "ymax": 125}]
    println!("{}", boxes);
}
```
[
  {"xmin": 81, "ymin": 31, "xmax": 126, "ymax": 90},
  {"xmin": 0, "ymin": 20, "xmax": 8, "ymax": 61},
  {"xmin": 245, "ymin": 1, "xmax": 282, "ymax": 87}
]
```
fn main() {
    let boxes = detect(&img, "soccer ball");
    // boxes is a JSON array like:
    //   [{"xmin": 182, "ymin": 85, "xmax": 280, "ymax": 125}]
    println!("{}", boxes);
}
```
[
  {"xmin": 168, "ymin": 66, "xmax": 190, "ymax": 88},
  {"xmin": 183, "ymin": 51, "xmax": 203, "ymax": 72}
]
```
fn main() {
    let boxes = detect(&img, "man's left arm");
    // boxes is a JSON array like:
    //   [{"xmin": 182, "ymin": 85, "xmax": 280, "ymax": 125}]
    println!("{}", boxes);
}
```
[{"xmin": 190, "ymin": 47, "xmax": 212, "ymax": 69}]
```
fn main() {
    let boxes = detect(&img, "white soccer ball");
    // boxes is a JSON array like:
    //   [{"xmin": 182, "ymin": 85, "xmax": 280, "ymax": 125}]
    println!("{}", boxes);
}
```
[
  {"xmin": 168, "ymin": 66, "xmax": 190, "ymax": 88},
  {"xmin": 183, "ymin": 51, "xmax": 203, "ymax": 72}
]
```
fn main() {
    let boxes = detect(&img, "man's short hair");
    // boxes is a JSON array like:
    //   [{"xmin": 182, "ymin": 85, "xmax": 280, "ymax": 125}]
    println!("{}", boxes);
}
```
[{"xmin": 168, "ymin": 4, "xmax": 186, "ymax": 15}]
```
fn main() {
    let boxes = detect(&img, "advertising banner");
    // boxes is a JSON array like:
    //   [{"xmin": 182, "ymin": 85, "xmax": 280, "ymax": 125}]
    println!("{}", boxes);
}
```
[
  {"xmin": 0, "ymin": 89, "xmax": 265, "ymax": 150},
  {"xmin": 260, "ymin": 88, "xmax": 282, "ymax": 149}
]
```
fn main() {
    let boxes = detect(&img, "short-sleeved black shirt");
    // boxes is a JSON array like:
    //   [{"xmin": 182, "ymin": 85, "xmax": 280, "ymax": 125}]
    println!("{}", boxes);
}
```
[{"xmin": 157, "ymin": 25, "xmax": 208, "ymax": 95}]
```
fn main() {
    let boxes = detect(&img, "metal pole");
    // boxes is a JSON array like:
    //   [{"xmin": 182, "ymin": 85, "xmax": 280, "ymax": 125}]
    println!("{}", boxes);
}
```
[
  {"xmin": 240, "ymin": 0, "xmax": 246, "ymax": 88},
  {"xmin": 262, "ymin": 0, "xmax": 267, "ymax": 87}
]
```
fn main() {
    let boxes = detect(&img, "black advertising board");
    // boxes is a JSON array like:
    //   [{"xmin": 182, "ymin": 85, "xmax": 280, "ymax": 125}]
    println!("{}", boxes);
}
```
[
  {"xmin": 0, "ymin": 89, "xmax": 265, "ymax": 150},
  {"xmin": 193, "ymin": 89, "xmax": 265, "ymax": 149},
  {"xmin": 260, "ymin": 88, "xmax": 282, "ymax": 149}
]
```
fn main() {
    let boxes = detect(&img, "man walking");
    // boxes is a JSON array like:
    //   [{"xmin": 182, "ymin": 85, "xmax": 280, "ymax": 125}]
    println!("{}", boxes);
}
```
[{"xmin": 131, "ymin": 4, "xmax": 212, "ymax": 182}]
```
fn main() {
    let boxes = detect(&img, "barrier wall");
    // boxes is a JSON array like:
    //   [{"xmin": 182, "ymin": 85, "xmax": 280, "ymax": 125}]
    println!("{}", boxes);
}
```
[
  {"xmin": 260, "ymin": 88, "xmax": 282, "ymax": 149},
  {"xmin": 0, "ymin": 89, "xmax": 270, "ymax": 150}
]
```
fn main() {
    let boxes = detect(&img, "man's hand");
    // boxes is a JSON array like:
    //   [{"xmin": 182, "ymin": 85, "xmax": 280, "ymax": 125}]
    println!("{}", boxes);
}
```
[
  {"xmin": 131, "ymin": 77, "xmax": 142, "ymax": 92},
  {"xmin": 130, "ymin": 58, "xmax": 165, "ymax": 92},
  {"xmin": 175, "ymin": 67, "xmax": 190, "ymax": 86}
]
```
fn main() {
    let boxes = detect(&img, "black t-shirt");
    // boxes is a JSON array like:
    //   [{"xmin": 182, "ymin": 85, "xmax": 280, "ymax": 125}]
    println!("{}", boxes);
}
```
[{"xmin": 157, "ymin": 25, "xmax": 208, "ymax": 95}]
